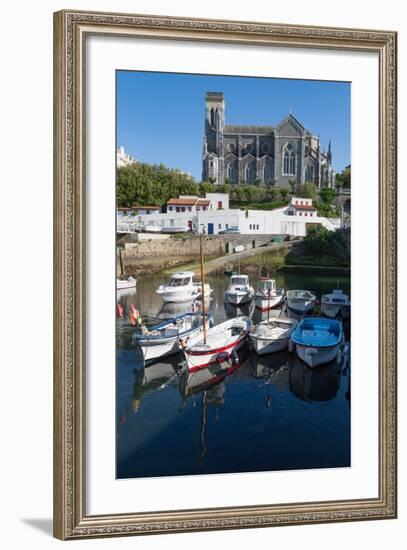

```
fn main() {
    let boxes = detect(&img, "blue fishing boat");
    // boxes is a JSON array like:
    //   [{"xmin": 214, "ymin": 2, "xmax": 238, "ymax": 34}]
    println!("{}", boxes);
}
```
[
  {"xmin": 134, "ymin": 312, "xmax": 213, "ymax": 363},
  {"xmin": 291, "ymin": 317, "xmax": 344, "ymax": 368}
]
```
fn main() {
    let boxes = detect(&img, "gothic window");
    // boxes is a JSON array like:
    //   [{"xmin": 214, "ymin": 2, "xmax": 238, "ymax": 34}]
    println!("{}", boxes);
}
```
[
  {"xmin": 245, "ymin": 162, "xmax": 255, "ymax": 183},
  {"xmin": 283, "ymin": 143, "xmax": 296, "ymax": 176},
  {"xmin": 210, "ymin": 108, "xmax": 215, "ymax": 127},
  {"xmin": 263, "ymin": 162, "xmax": 273, "ymax": 184},
  {"xmin": 261, "ymin": 143, "xmax": 270, "ymax": 154},
  {"xmin": 305, "ymin": 164, "xmax": 315, "ymax": 181},
  {"xmin": 245, "ymin": 143, "xmax": 253, "ymax": 154},
  {"xmin": 228, "ymin": 143, "xmax": 236, "ymax": 153},
  {"xmin": 227, "ymin": 163, "xmax": 236, "ymax": 183}
]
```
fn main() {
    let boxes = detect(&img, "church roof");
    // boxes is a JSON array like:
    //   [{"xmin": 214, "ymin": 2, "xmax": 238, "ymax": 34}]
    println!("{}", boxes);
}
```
[{"xmin": 224, "ymin": 125, "xmax": 274, "ymax": 134}]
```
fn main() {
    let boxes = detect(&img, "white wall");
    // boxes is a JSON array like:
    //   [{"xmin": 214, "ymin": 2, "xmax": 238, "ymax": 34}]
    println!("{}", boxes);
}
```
[{"xmin": 0, "ymin": 1, "xmax": 405, "ymax": 550}]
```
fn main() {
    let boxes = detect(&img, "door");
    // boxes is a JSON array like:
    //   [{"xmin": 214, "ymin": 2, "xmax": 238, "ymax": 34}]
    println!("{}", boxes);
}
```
[{"xmin": 208, "ymin": 223, "xmax": 214, "ymax": 235}]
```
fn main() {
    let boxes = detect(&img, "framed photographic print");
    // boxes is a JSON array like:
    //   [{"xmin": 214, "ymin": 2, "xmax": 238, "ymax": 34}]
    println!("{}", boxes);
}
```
[{"xmin": 53, "ymin": 9, "xmax": 397, "ymax": 540}]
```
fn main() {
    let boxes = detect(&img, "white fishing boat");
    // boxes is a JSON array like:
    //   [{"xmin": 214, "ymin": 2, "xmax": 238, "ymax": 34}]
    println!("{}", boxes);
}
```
[
  {"xmin": 290, "ymin": 317, "xmax": 344, "ymax": 368},
  {"xmin": 286, "ymin": 289, "xmax": 316, "ymax": 314},
  {"xmin": 225, "ymin": 274, "xmax": 254, "ymax": 306},
  {"xmin": 134, "ymin": 312, "xmax": 214, "ymax": 363},
  {"xmin": 116, "ymin": 276, "xmax": 137, "ymax": 290},
  {"xmin": 182, "ymin": 316, "xmax": 251, "ymax": 373},
  {"xmin": 250, "ymin": 318, "xmax": 298, "ymax": 355},
  {"xmin": 143, "ymin": 224, "xmax": 162, "ymax": 233},
  {"xmin": 161, "ymin": 225, "xmax": 190, "ymax": 234},
  {"xmin": 156, "ymin": 271, "xmax": 212, "ymax": 303},
  {"xmin": 254, "ymin": 278, "xmax": 285, "ymax": 311},
  {"xmin": 321, "ymin": 289, "xmax": 351, "ymax": 319}
]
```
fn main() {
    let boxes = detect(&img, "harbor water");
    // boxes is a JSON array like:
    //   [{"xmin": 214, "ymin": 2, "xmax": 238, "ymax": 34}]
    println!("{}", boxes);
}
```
[{"xmin": 116, "ymin": 271, "xmax": 351, "ymax": 479}]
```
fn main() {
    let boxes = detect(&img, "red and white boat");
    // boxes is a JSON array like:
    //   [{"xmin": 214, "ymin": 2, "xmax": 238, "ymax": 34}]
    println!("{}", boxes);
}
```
[
  {"xmin": 254, "ymin": 277, "xmax": 284, "ymax": 311},
  {"xmin": 181, "ymin": 316, "xmax": 251, "ymax": 373}
]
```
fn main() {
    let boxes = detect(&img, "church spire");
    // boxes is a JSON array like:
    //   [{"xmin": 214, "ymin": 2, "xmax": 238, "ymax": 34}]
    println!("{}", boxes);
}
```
[{"xmin": 327, "ymin": 139, "xmax": 332, "ymax": 164}]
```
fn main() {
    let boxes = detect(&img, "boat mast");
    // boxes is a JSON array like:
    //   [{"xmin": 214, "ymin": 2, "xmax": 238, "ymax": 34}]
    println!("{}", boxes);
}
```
[{"xmin": 199, "ymin": 229, "xmax": 207, "ymax": 344}]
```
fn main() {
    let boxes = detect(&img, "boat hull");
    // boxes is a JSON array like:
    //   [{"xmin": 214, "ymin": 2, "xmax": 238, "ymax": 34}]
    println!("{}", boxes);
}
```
[
  {"xmin": 137, "ymin": 320, "xmax": 211, "ymax": 362},
  {"xmin": 255, "ymin": 293, "xmax": 284, "ymax": 311},
  {"xmin": 185, "ymin": 335, "xmax": 247, "ymax": 372},
  {"xmin": 183, "ymin": 317, "xmax": 251, "ymax": 373},
  {"xmin": 321, "ymin": 303, "xmax": 350, "ymax": 319},
  {"xmin": 225, "ymin": 291, "xmax": 253, "ymax": 305},
  {"xmin": 294, "ymin": 343, "xmax": 341, "ymax": 368},
  {"xmin": 287, "ymin": 300, "xmax": 315, "ymax": 315},
  {"xmin": 249, "ymin": 334, "xmax": 289, "ymax": 355}
]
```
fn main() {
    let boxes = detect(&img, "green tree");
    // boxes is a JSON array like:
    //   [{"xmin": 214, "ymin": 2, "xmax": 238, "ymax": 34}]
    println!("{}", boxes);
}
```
[
  {"xmin": 298, "ymin": 181, "xmax": 318, "ymax": 199},
  {"xmin": 336, "ymin": 166, "xmax": 351, "ymax": 189},
  {"xmin": 304, "ymin": 225, "xmax": 332, "ymax": 255},
  {"xmin": 199, "ymin": 181, "xmax": 215, "ymax": 195},
  {"xmin": 320, "ymin": 187, "xmax": 337, "ymax": 205},
  {"xmin": 280, "ymin": 187, "xmax": 289, "ymax": 200},
  {"xmin": 288, "ymin": 179, "xmax": 297, "ymax": 195}
]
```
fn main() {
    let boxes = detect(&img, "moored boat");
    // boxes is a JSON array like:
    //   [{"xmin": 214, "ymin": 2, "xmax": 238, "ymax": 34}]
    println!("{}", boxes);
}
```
[
  {"xmin": 225, "ymin": 274, "xmax": 254, "ymax": 306},
  {"xmin": 290, "ymin": 317, "xmax": 344, "ymax": 368},
  {"xmin": 156, "ymin": 271, "xmax": 212, "ymax": 303},
  {"xmin": 286, "ymin": 289, "xmax": 316, "ymax": 314},
  {"xmin": 143, "ymin": 224, "xmax": 162, "ymax": 233},
  {"xmin": 254, "ymin": 278, "xmax": 285, "ymax": 311},
  {"xmin": 321, "ymin": 289, "xmax": 350, "ymax": 319},
  {"xmin": 161, "ymin": 225, "xmax": 190, "ymax": 234},
  {"xmin": 181, "ymin": 316, "xmax": 251, "ymax": 373},
  {"xmin": 117, "ymin": 276, "xmax": 137, "ymax": 290},
  {"xmin": 250, "ymin": 318, "xmax": 298, "ymax": 355},
  {"xmin": 134, "ymin": 312, "xmax": 213, "ymax": 363}
]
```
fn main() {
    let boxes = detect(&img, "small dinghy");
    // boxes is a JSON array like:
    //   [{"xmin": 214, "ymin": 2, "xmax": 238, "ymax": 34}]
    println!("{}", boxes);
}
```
[
  {"xmin": 321, "ymin": 289, "xmax": 350, "ymax": 319},
  {"xmin": 181, "ymin": 316, "xmax": 251, "ymax": 373},
  {"xmin": 290, "ymin": 317, "xmax": 344, "ymax": 368},
  {"xmin": 286, "ymin": 289, "xmax": 316, "ymax": 314},
  {"xmin": 250, "ymin": 318, "xmax": 298, "ymax": 355},
  {"xmin": 225, "ymin": 274, "xmax": 254, "ymax": 306},
  {"xmin": 134, "ymin": 312, "xmax": 213, "ymax": 363},
  {"xmin": 161, "ymin": 225, "xmax": 190, "ymax": 234},
  {"xmin": 254, "ymin": 278, "xmax": 285, "ymax": 311},
  {"xmin": 156, "ymin": 271, "xmax": 212, "ymax": 303},
  {"xmin": 117, "ymin": 276, "xmax": 137, "ymax": 290}
]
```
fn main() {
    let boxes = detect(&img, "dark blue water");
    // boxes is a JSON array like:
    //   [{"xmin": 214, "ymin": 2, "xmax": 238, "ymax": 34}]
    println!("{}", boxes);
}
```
[{"xmin": 116, "ymin": 272, "xmax": 350, "ymax": 479}]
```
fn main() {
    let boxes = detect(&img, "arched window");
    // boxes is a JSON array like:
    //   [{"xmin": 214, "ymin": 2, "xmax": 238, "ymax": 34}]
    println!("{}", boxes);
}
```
[
  {"xmin": 227, "ymin": 163, "xmax": 236, "ymax": 183},
  {"xmin": 245, "ymin": 163, "xmax": 255, "ymax": 183},
  {"xmin": 305, "ymin": 164, "xmax": 315, "ymax": 181},
  {"xmin": 263, "ymin": 162, "xmax": 273, "ymax": 184},
  {"xmin": 210, "ymin": 108, "xmax": 215, "ymax": 127},
  {"xmin": 282, "ymin": 143, "xmax": 296, "ymax": 176}
]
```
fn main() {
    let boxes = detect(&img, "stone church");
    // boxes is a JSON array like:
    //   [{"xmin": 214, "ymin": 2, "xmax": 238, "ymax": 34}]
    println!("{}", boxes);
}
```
[{"xmin": 202, "ymin": 92, "xmax": 335, "ymax": 188}]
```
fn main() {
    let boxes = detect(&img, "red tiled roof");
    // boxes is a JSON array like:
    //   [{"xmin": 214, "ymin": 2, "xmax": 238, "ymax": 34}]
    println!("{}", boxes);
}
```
[
  {"xmin": 167, "ymin": 198, "xmax": 198, "ymax": 206},
  {"xmin": 196, "ymin": 199, "xmax": 210, "ymax": 206},
  {"xmin": 292, "ymin": 204, "xmax": 317, "ymax": 211}
]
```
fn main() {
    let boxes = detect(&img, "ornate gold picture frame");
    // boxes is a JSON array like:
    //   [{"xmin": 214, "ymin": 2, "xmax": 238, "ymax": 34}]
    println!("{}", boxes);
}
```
[{"xmin": 53, "ymin": 9, "xmax": 397, "ymax": 540}]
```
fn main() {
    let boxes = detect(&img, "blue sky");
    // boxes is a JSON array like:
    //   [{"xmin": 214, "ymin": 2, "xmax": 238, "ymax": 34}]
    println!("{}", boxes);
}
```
[{"xmin": 117, "ymin": 71, "xmax": 350, "ymax": 179}]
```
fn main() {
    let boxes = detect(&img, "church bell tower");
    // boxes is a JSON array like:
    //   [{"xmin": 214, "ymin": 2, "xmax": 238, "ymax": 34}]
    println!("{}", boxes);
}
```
[{"xmin": 202, "ymin": 92, "xmax": 225, "ymax": 184}]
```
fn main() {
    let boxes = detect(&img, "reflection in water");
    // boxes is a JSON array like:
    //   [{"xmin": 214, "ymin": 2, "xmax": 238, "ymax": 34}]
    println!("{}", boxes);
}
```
[
  {"xmin": 117, "ymin": 271, "xmax": 351, "ymax": 478},
  {"xmin": 289, "ymin": 359, "xmax": 341, "ymax": 402}
]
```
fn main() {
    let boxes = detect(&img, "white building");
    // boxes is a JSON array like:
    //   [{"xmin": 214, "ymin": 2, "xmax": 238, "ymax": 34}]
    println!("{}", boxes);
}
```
[
  {"xmin": 117, "ymin": 205, "xmax": 160, "ymax": 217},
  {"xmin": 117, "ymin": 146, "xmax": 137, "ymax": 167},
  {"xmin": 287, "ymin": 197, "xmax": 318, "ymax": 219},
  {"xmin": 165, "ymin": 193, "xmax": 229, "ymax": 213},
  {"xmin": 127, "ymin": 201, "xmax": 339, "ymax": 237}
]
